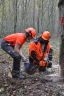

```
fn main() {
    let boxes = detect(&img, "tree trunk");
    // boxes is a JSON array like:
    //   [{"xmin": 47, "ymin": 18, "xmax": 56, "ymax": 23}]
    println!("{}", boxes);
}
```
[
  {"xmin": 1, "ymin": 0, "xmax": 5, "ymax": 35},
  {"xmin": 13, "ymin": 0, "xmax": 17, "ymax": 33},
  {"xmin": 58, "ymin": 0, "xmax": 64, "ymax": 76}
]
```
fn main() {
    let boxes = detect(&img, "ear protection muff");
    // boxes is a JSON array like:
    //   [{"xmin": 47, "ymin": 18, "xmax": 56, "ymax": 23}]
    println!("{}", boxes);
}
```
[
  {"xmin": 39, "ymin": 37, "xmax": 49, "ymax": 45},
  {"xmin": 25, "ymin": 31, "xmax": 32, "ymax": 38}
]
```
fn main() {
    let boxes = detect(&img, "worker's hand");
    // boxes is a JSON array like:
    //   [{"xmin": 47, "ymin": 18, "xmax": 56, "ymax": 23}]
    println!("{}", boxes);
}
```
[
  {"xmin": 22, "ymin": 56, "xmax": 27, "ymax": 62},
  {"xmin": 47, "ymin": 61, "xmax": 52, "ymax": 68},
  {"xmin": 39, "ymin": 60, "xmax": 48, "ymax": 67},
  {"xmin": 44, "ymin": 56, "xmax": 48, "ymax": 61},
  {"xmin": 39, "ymin": 60, "xmax": 45, "ymax": 67}
]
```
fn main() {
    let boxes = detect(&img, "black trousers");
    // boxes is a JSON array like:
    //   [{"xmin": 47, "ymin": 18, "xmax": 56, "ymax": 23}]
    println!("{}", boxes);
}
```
[
  {"xmin": 24, "ymin": 57, "xmax": 39, "ymax": 75},
  {"xmin": 1, "ymin": 40, "xmax": 21, "ymax": 74}
]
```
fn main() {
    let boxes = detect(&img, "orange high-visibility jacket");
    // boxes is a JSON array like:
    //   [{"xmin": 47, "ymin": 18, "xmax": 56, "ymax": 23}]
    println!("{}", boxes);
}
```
[
  {"xmin": 29, "ymin": 41, "xmax": 52, "ymax": 67},
  {"xmin": 3, "ymin": 33, "xmax": 26, "ymax": 46}
]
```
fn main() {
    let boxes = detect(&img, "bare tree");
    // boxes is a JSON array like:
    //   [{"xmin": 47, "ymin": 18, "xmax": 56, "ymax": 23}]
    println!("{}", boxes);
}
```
[
  {"xmin": 58, "ymin": 0, "xmax": 64, "ymax": 76},
  {"xmin": 1, "ymin": 0, "xmax": 5, "ymax": 35},
  {"xmin": 13, "ymin": 0, "xmax": 17, "ymax": 32},
  {"xmin": 0, "ymin": 0, "xmax": 59, "ymax": 36}
]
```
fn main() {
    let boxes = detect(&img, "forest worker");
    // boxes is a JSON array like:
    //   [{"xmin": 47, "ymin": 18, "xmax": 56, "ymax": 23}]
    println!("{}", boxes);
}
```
[
  {"xmin": 1, "ymin": 27, "xmax": 36, "ymax": 78},
  {"xmin": 24, "ymin": 31, "xmax": 53, "ymax": 74}
]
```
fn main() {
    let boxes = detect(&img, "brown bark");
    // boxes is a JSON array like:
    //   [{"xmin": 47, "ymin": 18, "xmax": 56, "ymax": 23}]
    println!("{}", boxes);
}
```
[
  {"xmin": 58, "ymin": 0, "xmax": 64, "ymax": 76},
  {"xmin": 13, "ymin": 0, "xmax": 17, "ymax": 33}
]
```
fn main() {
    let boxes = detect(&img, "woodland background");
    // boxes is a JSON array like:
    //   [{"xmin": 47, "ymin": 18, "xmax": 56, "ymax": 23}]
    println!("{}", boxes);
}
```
[
  {"xmin": 0, "ymin": 0, "xmax": 59, "ymax": 38},
  {"xmin": 0, "ymin": 0, "xmax": 64, "ymax": 96}
]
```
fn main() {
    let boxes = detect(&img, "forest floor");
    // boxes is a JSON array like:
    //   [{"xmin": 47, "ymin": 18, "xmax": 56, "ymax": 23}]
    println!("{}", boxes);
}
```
[{"xmin": 0, "ymin": 38, "xmax": 64, "ymax": 96}]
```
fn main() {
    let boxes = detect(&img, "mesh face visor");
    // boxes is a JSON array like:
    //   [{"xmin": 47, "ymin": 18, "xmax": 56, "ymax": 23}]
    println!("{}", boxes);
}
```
[
  {"xmin": 25, "ymin": 31, "xmax": 32, "ymax": 38},
  {"xmin": 28, "ymin": 31, "xmax": 32, "ymax": 37}
]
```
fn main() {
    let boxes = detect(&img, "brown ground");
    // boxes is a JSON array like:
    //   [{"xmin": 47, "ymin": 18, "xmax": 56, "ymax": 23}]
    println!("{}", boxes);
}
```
[{"xmin": 0, "ymin": 39, "xmax": 64, "ymax": 96}]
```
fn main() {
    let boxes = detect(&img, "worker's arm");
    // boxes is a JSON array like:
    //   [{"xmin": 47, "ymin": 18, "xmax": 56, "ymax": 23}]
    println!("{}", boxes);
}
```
[
  {"xmin": 30, "ymin": 51, "xmax": 39, "ymax": 64},
  {"xmin": 14, "ymin": 43, "xmax": 26, "ymax": 62},
  {"xmin": 48, "ymin": 48, "xmax": 53, "ymax": 61},
  {"xmin": 44, "ymin": 48, "xmax": 53, "ymax": 68},
  {"xmin": 14, "ymin": 43, "xmax": 21, "ymax": 53}
]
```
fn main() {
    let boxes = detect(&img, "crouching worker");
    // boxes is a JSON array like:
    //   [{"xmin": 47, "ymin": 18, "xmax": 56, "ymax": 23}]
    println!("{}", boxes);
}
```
[
  {"xmin": 1, "ymin": 27, "xmax": 36, "ymax": 78},
  {"xmin": 24, "ymin": 31, "xmax": 53, "ymax": 75}
]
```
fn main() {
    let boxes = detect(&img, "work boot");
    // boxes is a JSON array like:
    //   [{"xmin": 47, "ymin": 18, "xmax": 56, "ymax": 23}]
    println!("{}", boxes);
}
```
[
  {"xmin": 12, "ymin": 70, "xmax": 25, "ymax": 79},
  {"xmin": 12, "ymin": 70, "xmax": 20, "ymax": 78},
  {"xmin": 19, "ymin": 72, "xmax": 26, "ymax": 79}
]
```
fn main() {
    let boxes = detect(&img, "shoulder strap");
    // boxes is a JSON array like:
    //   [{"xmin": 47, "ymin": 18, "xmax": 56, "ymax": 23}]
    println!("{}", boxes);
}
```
[{"xmin": 34, "ymin": 38, "xmax": 39, "ymax": 44}]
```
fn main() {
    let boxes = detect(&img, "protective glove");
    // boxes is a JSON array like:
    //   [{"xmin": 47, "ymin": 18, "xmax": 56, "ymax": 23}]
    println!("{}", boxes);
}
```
[
  {"xmin": 39, "ymin": 60, "xmax": 48, "ymax": 67},
  {"xmin": 47, "ymin": 61, "xmax": 52, "ymax": 68}
]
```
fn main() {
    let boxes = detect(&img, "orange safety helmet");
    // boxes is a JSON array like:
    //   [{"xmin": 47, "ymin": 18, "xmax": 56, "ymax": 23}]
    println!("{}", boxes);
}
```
[
  {"xmin": 25, "ymin": 27, "xmax": 36, "ymax": 38},
  {"xmin": 42, "ymin": 31, "xmax": 51, "ymax": 40}
]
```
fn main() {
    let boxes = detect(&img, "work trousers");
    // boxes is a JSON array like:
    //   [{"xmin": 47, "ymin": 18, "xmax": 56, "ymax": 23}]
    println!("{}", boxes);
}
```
[
  {"xmin": 24, "ymin": 56, "xmax": 47, "ymax": 74},
  {"xmin": 24, "ymin": 57, "xmax": 39, "ymax": 75},
  {"xmin": 1, "ymin": 40, "xmax": 21, "ymax": 77}
]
